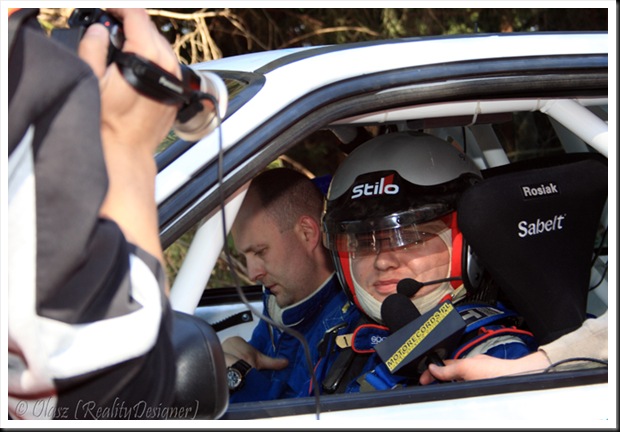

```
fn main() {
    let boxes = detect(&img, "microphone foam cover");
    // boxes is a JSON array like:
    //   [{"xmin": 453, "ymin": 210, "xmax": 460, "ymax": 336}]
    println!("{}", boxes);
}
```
[{"xmin": 381, "ymin": 293, "xmax": 421, "ymax": 332}]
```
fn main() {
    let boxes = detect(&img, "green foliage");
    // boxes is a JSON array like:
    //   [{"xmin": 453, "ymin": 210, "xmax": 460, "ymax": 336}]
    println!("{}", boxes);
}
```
[
  {"xmin": 164, "ymin": 226, "xmax": 197, "ymax": 287},
  {"xmin": 156, "ymin": 131, "xmax": 179, "ymax": 155}
]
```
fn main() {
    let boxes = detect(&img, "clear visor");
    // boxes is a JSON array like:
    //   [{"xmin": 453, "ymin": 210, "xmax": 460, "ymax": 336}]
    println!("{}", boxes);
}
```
[{"xmin": 327, "ymin": 221, "xmax": 448, "ymax": 258}]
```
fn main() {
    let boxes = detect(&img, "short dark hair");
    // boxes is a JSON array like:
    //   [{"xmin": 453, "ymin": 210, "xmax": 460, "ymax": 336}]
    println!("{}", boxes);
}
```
[{"xmin": 247, "ymin": 167, "xmax": 324, "ymax": 231}]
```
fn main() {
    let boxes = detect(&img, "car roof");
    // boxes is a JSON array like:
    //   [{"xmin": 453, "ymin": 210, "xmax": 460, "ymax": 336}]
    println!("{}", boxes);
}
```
[
  {"xmin": 197, "ymin": 46, "xmax": 319, "ymax": 73},
  {"xmin": 197, "ymin": 32, "xmax": 608, "ymax": 77}
]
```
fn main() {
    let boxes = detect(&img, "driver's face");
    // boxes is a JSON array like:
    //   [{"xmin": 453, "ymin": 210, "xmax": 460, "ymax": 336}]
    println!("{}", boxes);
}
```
[{"xmin": 350, "ymin": 228, "xmax": 450, "ymax": 303}]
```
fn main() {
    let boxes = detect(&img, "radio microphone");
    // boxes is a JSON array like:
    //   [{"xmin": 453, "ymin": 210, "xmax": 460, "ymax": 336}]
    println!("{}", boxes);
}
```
[
  {"xmin": 397, "ymin": 277, "xmax": 462, "ymax": 298},
  {"xmin": 381, "ymin": 294, "xmax": 446, "ymax": 368},
  {"xmin": 377, "ymin": 288, "xmax": 466, "ymax": 376}
]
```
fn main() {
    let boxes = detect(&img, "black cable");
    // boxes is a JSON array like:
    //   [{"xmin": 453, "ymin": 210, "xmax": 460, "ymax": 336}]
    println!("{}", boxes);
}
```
[
  {"xmin": 590, "ymin": 225, "xmax": 607, "ymax": 267},
  {"xmin": 544, "ymin": 356, "xmax": 608, "ymax": 372},
  {"xmin": 589, "ymin": 225, "xmax": 608, "ymax": 291},
  {"xmin": 589, "ymin": 261, "xmax": 608, "ymax": 291},
  {"xmin": 209, "ymin": 92, "xmax": 321, "ymax": 419}
]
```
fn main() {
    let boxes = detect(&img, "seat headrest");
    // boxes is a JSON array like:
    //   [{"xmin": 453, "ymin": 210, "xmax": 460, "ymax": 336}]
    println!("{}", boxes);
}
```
[{"xmin": 457, "ymin": 153, "xmax": 607, "ymax": 344}]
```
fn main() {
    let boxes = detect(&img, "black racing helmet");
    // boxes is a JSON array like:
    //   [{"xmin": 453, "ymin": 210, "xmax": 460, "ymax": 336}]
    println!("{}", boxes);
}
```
[{"xmin": 322, "ymin": 131, "xmax": 482, "ymax": 307}]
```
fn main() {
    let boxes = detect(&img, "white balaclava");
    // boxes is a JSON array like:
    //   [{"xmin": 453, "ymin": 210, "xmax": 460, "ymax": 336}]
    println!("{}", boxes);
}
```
[{"xmin": 351, "ymin": 220, "xmax": 465, "ymax": 323}]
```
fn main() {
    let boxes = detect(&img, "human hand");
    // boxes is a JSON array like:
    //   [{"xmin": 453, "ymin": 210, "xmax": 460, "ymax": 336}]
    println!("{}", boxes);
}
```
[
  {"xmin": 223, "ymin": 336, "xmax": 289, "ymax": 371},
  {"xmin": 78, "ymin": 8, "xmax": 181, "ymax": 275},
  {"xmin": 419, "ymin": 351, "xmax": 551, "ymax": 385},
  {"xmin": 78, "ymin": 8, "xmax": 180, "ymax": 153}
]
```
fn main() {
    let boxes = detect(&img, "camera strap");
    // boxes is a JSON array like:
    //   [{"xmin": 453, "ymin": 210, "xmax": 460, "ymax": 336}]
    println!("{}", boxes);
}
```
[{"xmin": 113, "ymin": 51, "xmax": 190, "ymax": 105}]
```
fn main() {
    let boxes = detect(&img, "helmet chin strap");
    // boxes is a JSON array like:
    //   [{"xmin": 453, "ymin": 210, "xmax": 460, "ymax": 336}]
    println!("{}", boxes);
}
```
[
  {"xmin": 411, "ymin": 282, "xmax": 458, "ymax": 314},
  {"xmin": 353, "ymin": 282, "xmax": 383, "ymax": 323}
]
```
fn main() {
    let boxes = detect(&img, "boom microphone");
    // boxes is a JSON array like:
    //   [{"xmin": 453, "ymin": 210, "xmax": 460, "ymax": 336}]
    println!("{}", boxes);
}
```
[{"xmin": 397, "ymin": 277, "xmax": 462, "ymax": 298}]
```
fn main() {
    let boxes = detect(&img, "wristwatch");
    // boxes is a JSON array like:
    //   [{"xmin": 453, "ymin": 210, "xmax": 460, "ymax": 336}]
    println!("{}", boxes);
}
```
[{"xmin": 227, "ymin": 359, "xmax": 252, "ymax": 392}]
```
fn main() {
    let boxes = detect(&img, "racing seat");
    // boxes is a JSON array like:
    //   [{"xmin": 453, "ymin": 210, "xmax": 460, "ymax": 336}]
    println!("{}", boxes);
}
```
[
  {"xmin": 170, "ymin": 311, "xmax": 229, "ymax": 419},
  {"xmin": 457, "ymin": 153, "xmax": 607, "ymax": 345}
]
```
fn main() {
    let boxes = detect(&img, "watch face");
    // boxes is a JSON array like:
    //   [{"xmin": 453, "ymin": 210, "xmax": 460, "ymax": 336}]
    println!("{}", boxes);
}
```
[{"xmin": 227, "ymin": 368, "xmax": 243, "ymax": 390}]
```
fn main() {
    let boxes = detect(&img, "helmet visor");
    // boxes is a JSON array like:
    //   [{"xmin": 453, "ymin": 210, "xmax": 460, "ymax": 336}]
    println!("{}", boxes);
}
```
[{"xmin": 324, "ymin": 218, "xmax": 449, "ymax": 258}]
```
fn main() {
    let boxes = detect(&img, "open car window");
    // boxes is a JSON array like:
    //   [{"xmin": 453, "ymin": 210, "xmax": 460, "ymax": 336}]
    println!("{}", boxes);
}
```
[{"xmin": 157, "ymin": 32, "xmax": 610, "ymax": 423}]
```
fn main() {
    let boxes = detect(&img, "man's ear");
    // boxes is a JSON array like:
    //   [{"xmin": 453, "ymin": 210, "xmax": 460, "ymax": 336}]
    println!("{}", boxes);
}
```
[{"xmin": 296, "ymin": 215, "xmax": 321, "ymax": 250}]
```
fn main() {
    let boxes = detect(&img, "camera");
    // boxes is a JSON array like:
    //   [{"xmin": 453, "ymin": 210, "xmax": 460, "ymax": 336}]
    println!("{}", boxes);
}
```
[
  {"xmin": 68, "ymin": 8, "xmax": 124, "ymax": 64},
  {"xmin": 64, "ymin": 8, "xmax": 228, "ymax": 141}
]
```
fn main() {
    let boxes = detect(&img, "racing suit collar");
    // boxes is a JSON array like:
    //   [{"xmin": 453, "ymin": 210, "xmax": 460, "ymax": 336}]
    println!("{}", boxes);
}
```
[{"xmin": 266, "ymin": 273, "xmax": 338, "ymax": 327}]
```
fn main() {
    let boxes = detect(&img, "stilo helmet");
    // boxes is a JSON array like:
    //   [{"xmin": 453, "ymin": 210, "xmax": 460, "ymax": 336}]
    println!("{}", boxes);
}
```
[{"xmin": 321, "ymin": 131, "xmax": 482, "ymax": 314}]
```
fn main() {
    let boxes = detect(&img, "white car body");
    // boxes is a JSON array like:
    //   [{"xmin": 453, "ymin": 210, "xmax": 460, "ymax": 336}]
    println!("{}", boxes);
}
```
[{"xmin": 155, "ymin": 31, "xmax": 614, "ymax": 426}]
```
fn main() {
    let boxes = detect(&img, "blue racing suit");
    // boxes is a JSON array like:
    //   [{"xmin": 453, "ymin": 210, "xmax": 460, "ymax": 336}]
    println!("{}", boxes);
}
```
[{"xmin": 230, "ymin": 274, "xmax": 360, "ymax": 402}]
